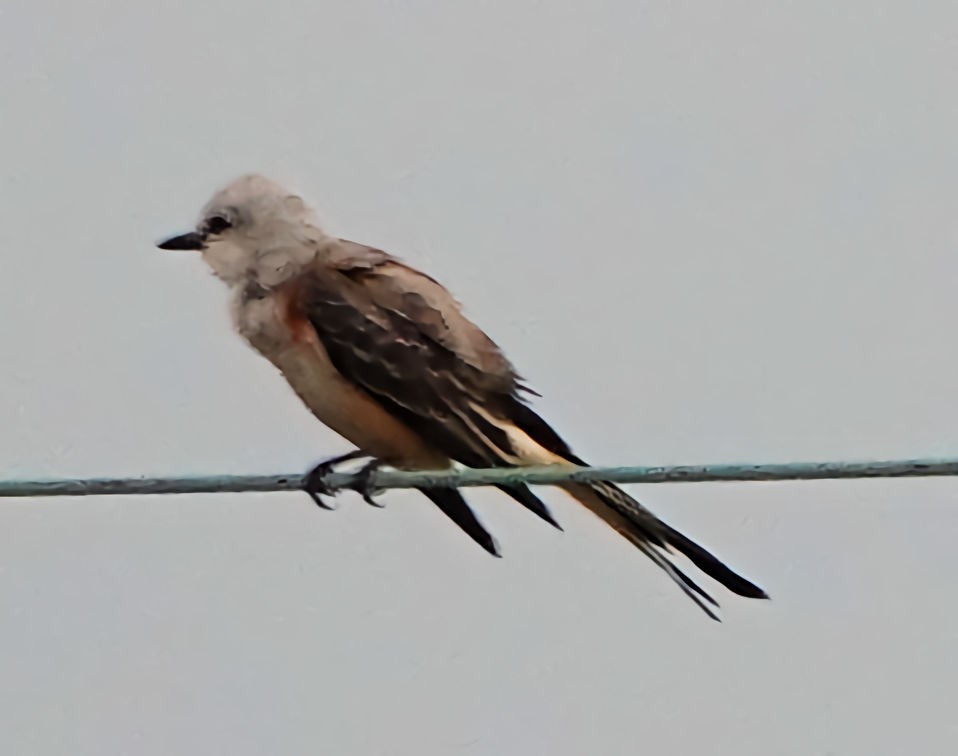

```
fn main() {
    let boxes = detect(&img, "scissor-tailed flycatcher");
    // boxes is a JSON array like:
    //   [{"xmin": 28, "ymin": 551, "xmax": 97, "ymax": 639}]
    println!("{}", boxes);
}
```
[{"xmin": 158, "ymin": 174, "xmax": 767, "ymax": 619}]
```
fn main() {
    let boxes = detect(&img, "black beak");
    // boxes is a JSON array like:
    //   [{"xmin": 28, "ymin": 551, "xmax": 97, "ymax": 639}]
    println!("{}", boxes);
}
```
[{"xmin": 157, "ymin": 231, "xmax": 206, "ymax": 251}]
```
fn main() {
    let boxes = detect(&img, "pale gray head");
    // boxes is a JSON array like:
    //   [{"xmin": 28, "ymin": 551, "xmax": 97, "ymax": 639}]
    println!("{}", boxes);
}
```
[{"xmin": 157, "ymin": 174, "xmax": 326, "ymax": 286}]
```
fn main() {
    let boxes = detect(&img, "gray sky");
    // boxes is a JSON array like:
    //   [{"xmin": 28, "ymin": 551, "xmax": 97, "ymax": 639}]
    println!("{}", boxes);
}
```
[{"xmin": 1, "ymin": 1, "xmax": 957, "ymax": 754}]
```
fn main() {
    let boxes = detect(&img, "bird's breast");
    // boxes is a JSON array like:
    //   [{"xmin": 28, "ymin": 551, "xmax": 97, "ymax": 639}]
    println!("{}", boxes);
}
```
[{"xmin": 232, "ymin": 289, "xmax": 292, "ymax": 354}]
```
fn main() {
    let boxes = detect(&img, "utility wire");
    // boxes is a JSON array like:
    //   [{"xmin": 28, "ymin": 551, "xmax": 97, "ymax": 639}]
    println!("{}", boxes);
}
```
[{"xmin": 1, "ymin": 457, "xmax": 956, "ymax": 498}]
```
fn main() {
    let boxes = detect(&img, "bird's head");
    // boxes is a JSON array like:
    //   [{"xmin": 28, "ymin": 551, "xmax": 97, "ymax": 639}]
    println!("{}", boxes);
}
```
[{"xmin": 157, "ymin": 174, "xmax": 323, "ymax": 286}]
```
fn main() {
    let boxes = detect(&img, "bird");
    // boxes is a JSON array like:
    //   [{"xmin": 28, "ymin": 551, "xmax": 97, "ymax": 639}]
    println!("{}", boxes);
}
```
[{"xmin": 157, "ymin": 174, "xmax": 768, "ymax": 619}]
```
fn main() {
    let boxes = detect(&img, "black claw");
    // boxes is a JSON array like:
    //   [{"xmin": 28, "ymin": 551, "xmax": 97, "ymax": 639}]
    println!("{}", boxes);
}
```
[
  {"xmin": 303, "ymin": 450, "xmax": 369, "ymax": 510},
  {"xmin": 363, "ymin": 493, "xmax": 384, "ymax": 507},
  {"xmin": 353, "ymin": 459, "xmax": 386, "ymax": 507},
  {"xmin": 307, "ymin": 488, "xmax": 336, "ymax": 510},
  {"xmin": 304, "ymin": 466, "xmax": 337, "ymax": 510}
]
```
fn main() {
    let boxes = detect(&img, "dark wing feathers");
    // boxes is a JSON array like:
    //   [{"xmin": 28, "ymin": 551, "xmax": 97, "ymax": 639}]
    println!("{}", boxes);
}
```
[
  {"xmin": 301, "ymin": 262, "xmax": 562, "ymax": 530},
  {"xmin": 298, "ymin": 253, "xmax": 767, "ymax": 614},
  {"xmin": 417, "ymin": 487, "xmax": 502, "ymax": 557},
  {"xmin": 306, "ymin": 277, "xmax": 514, "ymax": 462}
]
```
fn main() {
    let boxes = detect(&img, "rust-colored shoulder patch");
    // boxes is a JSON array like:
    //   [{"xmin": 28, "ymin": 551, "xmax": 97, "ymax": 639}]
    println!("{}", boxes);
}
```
[{"xmin": 277, "ymin": 280, "xmax": 318, "ymax": 344}]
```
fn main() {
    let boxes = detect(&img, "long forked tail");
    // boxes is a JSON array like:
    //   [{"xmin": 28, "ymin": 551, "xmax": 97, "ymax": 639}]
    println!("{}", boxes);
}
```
[{"xmin": 561, "ymin": 480, "xmax": 768, "ymax": 620}]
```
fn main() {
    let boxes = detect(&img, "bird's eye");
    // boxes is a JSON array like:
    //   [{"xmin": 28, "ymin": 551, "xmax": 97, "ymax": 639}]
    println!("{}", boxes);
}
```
[{"xmin": 205, "ymin": 215, "xmax": 232, "ymax": 235}]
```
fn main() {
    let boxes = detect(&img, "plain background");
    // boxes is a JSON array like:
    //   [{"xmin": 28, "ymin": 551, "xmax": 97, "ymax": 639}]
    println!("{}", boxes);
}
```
[{"xmin": 2, "ymin": 2, "xmax": 957, "ymax": 754}]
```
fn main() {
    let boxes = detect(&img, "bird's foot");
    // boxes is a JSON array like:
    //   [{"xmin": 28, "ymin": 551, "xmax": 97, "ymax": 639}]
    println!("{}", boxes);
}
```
[
  {"xmin": 303, "ymin": 450, "xmax": 370, "ymax": 510},
  {"xmin": 353, "ymin": 459, "xmax": 387, "ymax": 507}
]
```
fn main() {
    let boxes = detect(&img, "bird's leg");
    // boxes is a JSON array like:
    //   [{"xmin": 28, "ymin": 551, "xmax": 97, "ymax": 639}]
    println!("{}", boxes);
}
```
[
  {"xmin": 352, "ymin": 459, "xmax": 387, "ymax": 507},
  {"xmin": 303, "ymin": 450, "xmax": 370, "ymax": 509}
]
